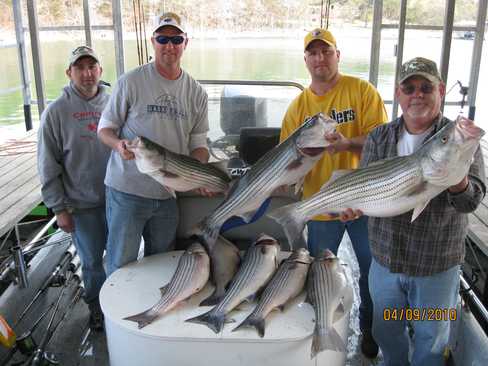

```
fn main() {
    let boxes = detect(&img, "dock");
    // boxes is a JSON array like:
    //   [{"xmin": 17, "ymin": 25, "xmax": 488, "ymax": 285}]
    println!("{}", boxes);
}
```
[{"xmin": 0, "ymin": 130, "xmax": 41, "ymax": 237}]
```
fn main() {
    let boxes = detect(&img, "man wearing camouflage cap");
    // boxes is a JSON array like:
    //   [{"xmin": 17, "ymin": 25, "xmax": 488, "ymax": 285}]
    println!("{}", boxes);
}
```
[
  {"xmin": 280, "ymin": 28, "xmax": 388, "ymax": 358},
  {"xmin": 98, "ymin": 12, "xmax": 210, "ymax": 275},
  {"xmin": 343, "ymin": 57, "xmax": 486, "ymax": 365},
  {"xmin": 38, "ymin": 46, "xmax": 110, "ymax": 330}
]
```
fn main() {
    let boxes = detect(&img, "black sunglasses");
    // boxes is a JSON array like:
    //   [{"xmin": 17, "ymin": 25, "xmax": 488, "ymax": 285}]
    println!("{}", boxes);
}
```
[
  {"xmin": 155, "ymin": 35, "xmax": 185, "ymax": 45},
  {"xmin": 400, "ymin": 83, "xmax": 435, "ymax": 95}
]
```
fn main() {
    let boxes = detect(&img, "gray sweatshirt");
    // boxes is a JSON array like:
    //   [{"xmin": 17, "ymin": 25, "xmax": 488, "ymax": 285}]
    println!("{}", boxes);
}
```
[{"xmin": 37, "ymin": 82, "xmax": 111, "ymax": 213}]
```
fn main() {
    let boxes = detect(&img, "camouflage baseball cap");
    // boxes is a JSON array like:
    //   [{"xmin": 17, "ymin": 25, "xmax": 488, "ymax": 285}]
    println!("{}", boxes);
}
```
[
  {"xmin": 69, "ymin": 46, "xmax": 100, "ymax": 66},
  {"xmin": 399, "ymin": 57, "xmax": 442, "ymax": 84}
]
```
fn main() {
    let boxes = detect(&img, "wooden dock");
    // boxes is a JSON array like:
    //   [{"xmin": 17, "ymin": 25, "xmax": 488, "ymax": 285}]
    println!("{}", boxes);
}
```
[{"xmin": 0, "ymin": 130, "xmax": 41, "ymax": 237}]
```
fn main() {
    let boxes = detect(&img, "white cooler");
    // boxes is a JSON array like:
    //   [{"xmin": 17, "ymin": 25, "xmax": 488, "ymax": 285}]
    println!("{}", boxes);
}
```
[{"xmin": 100, "ymin": 251, "xmax": 350, "ymax": 366}]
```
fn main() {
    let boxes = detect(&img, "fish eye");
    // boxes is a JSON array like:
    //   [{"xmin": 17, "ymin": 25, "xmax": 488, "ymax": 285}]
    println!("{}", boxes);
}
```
[{"xmin": 441, "ymin": 135, "xmax": 448, "ymax": 143}]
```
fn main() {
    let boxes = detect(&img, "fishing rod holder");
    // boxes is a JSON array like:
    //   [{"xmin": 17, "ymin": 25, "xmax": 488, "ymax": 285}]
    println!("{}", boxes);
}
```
[{"xmin": 11, "ymin": 245, "xmax": 29, "ymax": 288}]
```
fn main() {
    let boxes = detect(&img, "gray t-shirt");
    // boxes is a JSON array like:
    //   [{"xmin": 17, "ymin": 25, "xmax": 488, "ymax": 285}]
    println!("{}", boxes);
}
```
[{"xmin": 99, "ymin": 63, "xmax": 209, "ymax": 199}]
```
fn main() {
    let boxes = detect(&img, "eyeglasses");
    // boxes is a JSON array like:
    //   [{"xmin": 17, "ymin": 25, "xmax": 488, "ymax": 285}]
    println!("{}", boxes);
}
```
[
  {"xmin": 400, "ymin": 83, "xmax": 435, "ymax": 95},
  {"xmin": 155, "ymin": 35, "xmax": 185, "ymax": 45}
]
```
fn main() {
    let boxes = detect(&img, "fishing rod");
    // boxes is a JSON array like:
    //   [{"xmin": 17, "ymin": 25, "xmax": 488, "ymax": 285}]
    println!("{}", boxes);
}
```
[
  {"xmin": 132, "ymin": 0, "xmax": 142, "ymax": 65},
  {"xmin": 13, "ymin": 246, "xmax": 77, "ymax": 328},
  {"xmin": 29, "ymin": 271, "xmax": 73, "ymax": 366}
]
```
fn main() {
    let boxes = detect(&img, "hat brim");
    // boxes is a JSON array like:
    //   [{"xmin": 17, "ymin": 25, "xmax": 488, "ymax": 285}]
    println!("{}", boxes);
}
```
[
  {"xmin": 70, "ymin": 54, "xmax": 99, "ymax": 66},
  {"xmin": 399, "ymin": 71, "xmax": 441, "ymax": 84},
  {"xmin": 153, "ymin": 24, "xmax": 185, "ymax": 34},
  {"xmin": 304, "ymin": 38, "xmax": 335, "ymax": 51}
]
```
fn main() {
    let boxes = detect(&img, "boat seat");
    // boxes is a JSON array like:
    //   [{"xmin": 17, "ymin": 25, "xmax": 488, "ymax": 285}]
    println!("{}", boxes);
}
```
[{"xmin": 238, "ymin": 127, "xmax": 281, "ymax": 166}]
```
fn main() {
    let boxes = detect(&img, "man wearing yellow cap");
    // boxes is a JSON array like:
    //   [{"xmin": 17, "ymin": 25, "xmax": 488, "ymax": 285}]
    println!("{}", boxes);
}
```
[{"xmin": 280, "ymin": 28, "xmax": 388, "ymax": 358}]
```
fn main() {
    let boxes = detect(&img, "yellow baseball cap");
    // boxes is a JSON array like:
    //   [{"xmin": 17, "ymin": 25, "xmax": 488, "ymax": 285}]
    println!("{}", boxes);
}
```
[{"xmin": 304, "ymin": 28, "xmax": 336, "ymax": 51}]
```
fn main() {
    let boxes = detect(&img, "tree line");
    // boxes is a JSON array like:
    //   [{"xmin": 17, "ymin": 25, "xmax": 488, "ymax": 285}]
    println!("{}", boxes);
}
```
[{"xmin": 0, "ymin": 0, "xmax": 481, "ymax": 33}]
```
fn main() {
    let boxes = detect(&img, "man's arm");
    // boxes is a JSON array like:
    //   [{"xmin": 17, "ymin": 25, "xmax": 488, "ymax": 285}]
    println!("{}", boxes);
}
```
[{"xmin": 324, "ymin": 133, "xmax": 366, "ymax": 154}]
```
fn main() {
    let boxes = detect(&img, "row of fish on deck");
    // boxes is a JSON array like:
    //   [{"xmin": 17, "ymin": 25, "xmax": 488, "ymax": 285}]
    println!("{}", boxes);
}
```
[
  {"xmin": 124, "ymin": 234, "xmax": 352, "ymax": 359},
  {"xmin": 124, "ymin": 111, "xmax": 484, "ymax": 358}
]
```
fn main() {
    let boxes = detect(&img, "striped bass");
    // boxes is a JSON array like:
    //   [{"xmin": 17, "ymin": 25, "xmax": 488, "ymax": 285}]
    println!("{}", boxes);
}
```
[
  {"xmin": 196, "ymin": 113, "xmax": 337, "ymax": 249},
  {"xmin": 232, "ymin": 248, "xmax": 312, "ymax": 337},
  {"xmin": 186, "ymin": 234, "xmax": 280, "ymax": 333},
  {"xmin": 123, "ymin": 242, "xmax": 210, "ymax": 329},
  {"xmin": 127, "ymin": 136, "xmax": 231, "ymax": 197},
  {"xmin": 200, "ymin": 235, "xmax": 241, "ymax": 306},
  {"xmin": 308, "ymin": 249, "xmax": 353, "ymax": 358},
  {"xmin": 269, "ymin": 118, "xmax": 485, "ymax": 247}
]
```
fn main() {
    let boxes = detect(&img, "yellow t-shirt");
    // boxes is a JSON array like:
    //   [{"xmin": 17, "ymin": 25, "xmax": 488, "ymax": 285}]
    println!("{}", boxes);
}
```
[{"xmin": 280, "ymin": 74, "xmax": 388, "ymax": 221}]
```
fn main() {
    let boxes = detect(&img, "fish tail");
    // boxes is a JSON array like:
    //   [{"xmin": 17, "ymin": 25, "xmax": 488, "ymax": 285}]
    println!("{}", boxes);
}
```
[
  {"xmin": 267, "ymin": 204, "xmax": 306, "ymax": 250},
  {"xmin": 123, "ymin": 309, "xmax": 158, "ymax": 329},
  {"xmin": 185, "ymin": 309, "xmax": 225, "ymax": 334},
  {"xmin": 232, "ymin": 314, "xmax": 266, "ymax": 338},
  {"xmin": 199, "ymin": 289, "xmax": 224, "ymax": 307},
  {"xmin": 311, "ymin": 326, "xmax": 346, "ymax": 359}
]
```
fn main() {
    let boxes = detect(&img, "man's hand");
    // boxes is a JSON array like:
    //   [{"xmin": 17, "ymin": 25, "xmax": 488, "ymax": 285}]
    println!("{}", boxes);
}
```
[
  {"xmin": 116, "ymin": 139, "xmax": 135, "ymax": 160},
  {"xmin": 56, "ymin": 211, "xmax": 75, "ymax": 233},
  {"xmin": 339, "ymin": 208, "xmax": 364, "ymax": 222},
  {"xmin": 448, "ymin": 176, "xmax": 469, "ymax": 194},
  {"xmin": 324, "ymin": 131, "xmax": 351, "ymax": 155}
]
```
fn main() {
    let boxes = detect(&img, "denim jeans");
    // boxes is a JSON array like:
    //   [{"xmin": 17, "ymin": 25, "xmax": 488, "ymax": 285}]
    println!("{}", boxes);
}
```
[
  {"xmin": 369, "ymin": 259, "xmax": 460, "ymax": 366},
  {"xmin": 105, "ymin": 187, "xmax": 178, "ymax": 275},
  {"xmin": 72, "ymin": 206, "xmax": 107, "ymax": 304},
  {"xmin": 307, "ymin": 216, "xmax": 373, "ymax": 331}
]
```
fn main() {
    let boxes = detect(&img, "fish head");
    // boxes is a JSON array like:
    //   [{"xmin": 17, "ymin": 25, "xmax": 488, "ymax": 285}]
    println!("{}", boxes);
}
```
[
  {"xmin": 420, "ymin": 117, "xmax": 484, "ymax": 186},
  {"xmin": 187, "ymin": 242, "xmax": 207, "ymax": 254},
  {"xmin": 253, "ymin": 233, "xmax": 281, "ymax": 258},
  {"xmin": 128, "ymin": 136, "xmax": 167, "ymax": 173},
  {"xmin": 295, "ymin": 113, "xmax": 337, "ymax": 157},
  {"xmin": 287, "ymin": 248, "xmax": 313, "ymax": 264}
]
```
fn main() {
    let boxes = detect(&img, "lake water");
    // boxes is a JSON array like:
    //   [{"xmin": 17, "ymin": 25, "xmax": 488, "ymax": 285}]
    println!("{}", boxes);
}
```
[{"xmin": 0, "ymin": 27, "xmax": 486, "ymax": 138}]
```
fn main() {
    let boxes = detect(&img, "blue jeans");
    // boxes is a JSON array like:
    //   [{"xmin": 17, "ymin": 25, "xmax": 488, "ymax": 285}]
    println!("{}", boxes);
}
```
[
  {"xmin": 307, "ymin": 216, "xmax": 373, "ymax": 331},
  {"xmin": 369, "ymin": 259, "xmax": 460, "ymax": 366},
  {"xmin": 105, "ymin": 187, "xmax": 178, "ymax": 275},
  {"xmin": 72, "ymin": 207, "xmax": 107, "ymax": 305}
]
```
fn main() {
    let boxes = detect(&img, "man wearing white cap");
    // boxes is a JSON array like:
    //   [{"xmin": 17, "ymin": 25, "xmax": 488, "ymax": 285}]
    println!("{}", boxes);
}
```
[
  {"xmin": 98, "ymin": 12, "xmax": 209, "ymax": 275},
  {"xmin": 38, "ymin": 46, "xmax": 110, "ymax": 330},
  {"xmin": 279, "ymin": 28, "xmax": 388, "ymax": 358}
]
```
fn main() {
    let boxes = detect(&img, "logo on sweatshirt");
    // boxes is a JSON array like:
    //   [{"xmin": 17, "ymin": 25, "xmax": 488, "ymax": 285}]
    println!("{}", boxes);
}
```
[{"xmin": 147, "ymin": 94, "xmax": 188, "ymax": 119}]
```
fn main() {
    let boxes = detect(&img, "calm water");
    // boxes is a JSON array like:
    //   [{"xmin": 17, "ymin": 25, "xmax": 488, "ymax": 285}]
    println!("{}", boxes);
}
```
[{"xmin": 0, "ymin": 28, "xmax": 486, "ymax": 137}]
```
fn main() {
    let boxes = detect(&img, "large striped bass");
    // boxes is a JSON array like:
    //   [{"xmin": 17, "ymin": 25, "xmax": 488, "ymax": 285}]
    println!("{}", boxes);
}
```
[
  {"xmin": 269, "ymin": 118, "xmax": 485, "ymax": 247},
  {"xmin": 199, "ymin": 235, "xmax": 241, "ymax": 306},
  {"xmin": 232, "ymin": 247, "xmax": 312, "ymax": 337},
  {"xmin": 186, "ymin": 234, "xmax": 280, "ymax": 333},
  {"xmin": 196, "ymin": 113, "xmax": 337, "ymax": 249},
  {"xmin": 127, "ymin": 136, "xmax": 230, "ymax": 197},
  {"xmin": 308, "ymin": 249, "xmax": 353, "ymax": 358},
  {"xmin": 123, "ymin": 242, "xmax": 210, "ymax": 329}
]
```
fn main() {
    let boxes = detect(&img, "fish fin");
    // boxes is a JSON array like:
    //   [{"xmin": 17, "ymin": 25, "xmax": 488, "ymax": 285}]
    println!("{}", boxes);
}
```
[
  {"xmin": 311, "ymin": 326, "xmax": 346, "ymax": 359},
  {"xmin": 232, "ymin": 315, "xmax": 266, "ymax": 338},
  {"xmin": 294, "ymin": 177, "xmax": 305, "ymax": 195},
  {"xmin": 319, "ymin": 170, "xmax": 352, "ymax": 191},
  {"xmin": 191, "ymin": 220, "xmax": 219, "ymax": 252},
  {"xmin": 267, "ymin": 204, "xmax": 307, "ymax": 250},
  {"xmin": 164, "ymin": 186, "xmax": 177, "ymax": 198},
  {"xmin": 123, "ymin": 309, "xmax": 159, "ymax": 329},
  {"xmin": 411, "ymin": 200, "xmax": 430, "ymax": 222},
  {"xmin": 199, "ymin": 290, "xmax": 223, "ymax": 307},
  {"xmin": 185, "ymin": 310, "xmax": 225, "ymax": 334},
  {"xmin": 332, "ymin": 303, "xmax": 345, "ymax": 323},
  {"xmin": 236, "ymin": 211, "xmax": 256, "ymax": 223},
  {"xmin": 159, "ymin": 284, "xmax": 168, "ymax": 296},
  {"xmin": 286, "ymin": 158, "xmax": 303, "ymax": 171}
]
